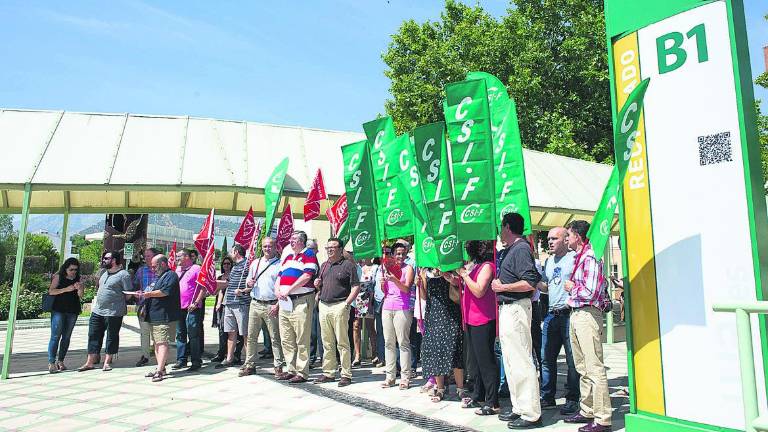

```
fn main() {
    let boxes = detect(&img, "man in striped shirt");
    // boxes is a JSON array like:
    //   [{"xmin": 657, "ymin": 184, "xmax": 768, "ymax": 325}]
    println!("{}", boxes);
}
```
[
  {"xmin": 563, "ymin": 220, "xmax": 611, "ymax": 431},
  {"xmin": 275, "ymin": 230, "xmax": 319, "ymax": 383},
  {"xmin": 215, "ymin": 243, "xmax": 251, "ymax": 369}
]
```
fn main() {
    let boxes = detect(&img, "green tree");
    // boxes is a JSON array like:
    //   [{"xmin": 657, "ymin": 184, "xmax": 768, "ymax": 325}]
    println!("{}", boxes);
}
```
[{"xmin": 383, "ymin": 0, "xmax": 612, "ymax": 162}]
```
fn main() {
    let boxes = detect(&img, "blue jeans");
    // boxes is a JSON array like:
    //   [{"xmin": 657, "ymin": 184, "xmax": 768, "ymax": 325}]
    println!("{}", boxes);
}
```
[
  {"xmin": 176, "ymin": 308, "xmax": 203, "ymax": 365},
  {"xmin": 495, "ymin": 340, "xmax": 508, "ymax": 394},
  {"xmin": 374, "ymin": 299, "xmax": 385, "ymax": 361},
  {"xmin": 48, "ymin": 312, "xmax": 77, "ymax": 363},
  {"xmin": 541, "ymin": 311, "xmax": 580, "ymax": 402}
]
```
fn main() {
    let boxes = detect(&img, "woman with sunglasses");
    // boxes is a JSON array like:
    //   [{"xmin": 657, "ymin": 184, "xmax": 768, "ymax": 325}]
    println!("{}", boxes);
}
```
[
  {"xmin": 212, "ymin": 256, "xmax": 243, "ymax": 363},
  {"xmin": 47, "ymin": 257, "xmax": 84, "ymax": 373}
]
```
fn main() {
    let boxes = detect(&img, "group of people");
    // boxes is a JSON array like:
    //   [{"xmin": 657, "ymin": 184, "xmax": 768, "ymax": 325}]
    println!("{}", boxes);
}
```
[{"xmin": 44, "ymin": 212, "xmax": 612, "ymax": 431}]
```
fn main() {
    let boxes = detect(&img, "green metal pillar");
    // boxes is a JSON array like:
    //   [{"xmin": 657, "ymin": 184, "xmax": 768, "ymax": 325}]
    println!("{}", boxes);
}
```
[
  {"xmin": 58, "ymin": 211, "xmax": 69, "ymax": 267},
  {"xmin": 2, "ymin": 183, "xmax": 32, "ymax": 380},
  {"xmin": 604, "ymin": 237, "xmax": 614, "ymax": 344},
  {"xmin": 736, "ymin": 308, "xmax": 759, "ymax": 432}
]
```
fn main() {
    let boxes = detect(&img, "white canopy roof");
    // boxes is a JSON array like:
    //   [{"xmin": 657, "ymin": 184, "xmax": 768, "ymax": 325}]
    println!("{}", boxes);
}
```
[{"xmin": 0, "ymin": 108, "xmax": 615, "ymax": 230}]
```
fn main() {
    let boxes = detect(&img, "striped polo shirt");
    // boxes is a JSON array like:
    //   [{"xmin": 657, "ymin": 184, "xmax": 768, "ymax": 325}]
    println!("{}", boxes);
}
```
[
  {"xmin": 224, "ymin": 259, "xmax": 250, "ymax": 305},
  {"xmin": 277, "ymin": 247, "xmax": 319, "ymax": 295}
]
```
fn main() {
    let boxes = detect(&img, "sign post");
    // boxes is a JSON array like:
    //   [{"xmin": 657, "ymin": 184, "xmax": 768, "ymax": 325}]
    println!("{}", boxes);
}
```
[{"xmin": 604, "ymin": 1, "xmax": 768, "ymax": 431}]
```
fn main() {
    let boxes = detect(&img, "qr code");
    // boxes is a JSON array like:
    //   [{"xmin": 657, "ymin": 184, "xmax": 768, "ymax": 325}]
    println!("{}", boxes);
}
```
[{"xmin": 698, "ymin": 131, "xmax": 733, "ymax": 166}]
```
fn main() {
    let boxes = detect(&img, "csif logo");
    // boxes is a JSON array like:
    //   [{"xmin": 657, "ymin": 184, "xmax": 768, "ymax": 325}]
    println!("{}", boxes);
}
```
[
  {"xmin": 499, "ymin": 203, "xmax": 518, "ymax": 220},
  {"xmin": 354, "ymin": 231, "xmax": 371, "ymax": 248},
  {"xmin": 600, "ymin": 220, "xmax": 610, "ymax": 236},
  {"xmin": 422, "ymin": 236, "xmax": 435, "ymax": 253},
  {"xmin": 387, "ymin": 208, "xmax": 405, "ymax": 225},
  {"xmin": 460, "ymin": 204, "xmax": 484, "ymax": 223},
  {"xmin": 439, "ymin": 235, "xmax": 458, "ymax": 255}
]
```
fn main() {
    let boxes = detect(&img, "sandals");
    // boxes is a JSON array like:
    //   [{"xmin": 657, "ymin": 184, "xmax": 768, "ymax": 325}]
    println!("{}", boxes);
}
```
[
  {"xmin": 56, "ymin": 361, "xmax": 67, "ymax": 372},
  {"xmin": 151, "ymin": 370, "xmax": 165, "ymax": 382},
  {"xmin": 456, "ymin": 387, "xmax": 470, "ymax": 400},
  {"xmin": 475, "ymin": 405, "xmax": 500, "ymax": 416},
  {"xmin": 380, "ymin": 379, "xmax": 396, "ymax": 388},
  {"xmin": 431, "ymin": 387, "xmax": 446, "ymax": 402},
  {"xmin": 102, "ymin": 364, "xmax": 113, "ymax": 372},
  {"xmin": 462, "ymin": 398, "xmax": 483, "ymax": 409},
  {"xmin": 420, "ymin": 381, "xmax": 435, "ymax": 394},
  {"xmin": 77, "ymin": 364, "xmax": 94, "ymax": 372},
  {"xmin": 399, "ymin": 378, "xmax": 410, "ymax": 390}
]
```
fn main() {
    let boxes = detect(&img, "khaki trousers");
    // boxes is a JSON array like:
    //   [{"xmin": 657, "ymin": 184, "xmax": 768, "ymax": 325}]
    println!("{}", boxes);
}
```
[
  {"xmin": 381, "ymin": 309, "xmax": 412, "ymax": 381},
  {"xmin": 570, "ymin": 306, "xmax": 612, "ymax": 426},
  {"xmin": 139, "ymin": 320, "xmax": 153, "ymax": 358},
  {"xmin": 499, "ymin": 298, "xmax": 542, "ymax": 422},
  {"xmin": 245, "ymin": 300, "xmax": 284, "ymax": 369},
  {"xmin": 319, "ymin": 300, "xmax": 352, "ymax": 379},
  {"xmin": 279, "ymin": 294, "xmax": 315, "ymax": 379}
]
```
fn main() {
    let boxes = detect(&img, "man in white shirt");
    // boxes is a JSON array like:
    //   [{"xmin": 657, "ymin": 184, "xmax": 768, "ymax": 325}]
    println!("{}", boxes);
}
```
[{"xmin": 240, "ymin": 237, "xmax": 284, "ymax": 377}]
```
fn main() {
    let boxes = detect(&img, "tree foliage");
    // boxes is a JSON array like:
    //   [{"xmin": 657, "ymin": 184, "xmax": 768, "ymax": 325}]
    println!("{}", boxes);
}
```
[{"xmin": 383, "ymin": 0, "xmax": 612, "ymax": 162}]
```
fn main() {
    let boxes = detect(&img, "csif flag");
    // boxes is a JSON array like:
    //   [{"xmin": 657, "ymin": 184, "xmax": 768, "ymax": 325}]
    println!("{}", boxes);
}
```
[
  {"xmin": 256, "ymin": 158, "xmax": 289, "ymax": 257},
  {"xmin": 341, "ymin": 139, "xmax": 380, "ymax": 258},
  {"xmin": 588, "ymin": 78, "xmax": 650, "ymax": 261},
  {"xmin": 194, "ymin": 209, "xmax": 214, "ymax": 258},
  {"xmin": 234, "ymin": 206, "xmax": 257, "ymax": 247},
  {"xmin": 196, "ymin": 241, "xmax": 217, "ymax": 295},
  {"xmin": 443, "ymin": 79, "xmax": 497, "ymax": 240},
  {"xmin": 276, "ymin": 204, "xmax": 294, "ymax": 251},
  {"xmin": 304, "ymin": 168, "xmax": 327, "ymax": 222},
  {"xmin": 467, "ymin": 71, "xmax": 532, "ymax": 235},
  {"xmin": 168, "ymin": 241, "xmax": 177, "ymax": 271}
]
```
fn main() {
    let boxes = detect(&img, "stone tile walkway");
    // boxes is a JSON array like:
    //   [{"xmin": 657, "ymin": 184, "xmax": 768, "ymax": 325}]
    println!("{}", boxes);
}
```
[{"xmin": 0, "ymin": 311, "xmax": 629, "ymax": 431}]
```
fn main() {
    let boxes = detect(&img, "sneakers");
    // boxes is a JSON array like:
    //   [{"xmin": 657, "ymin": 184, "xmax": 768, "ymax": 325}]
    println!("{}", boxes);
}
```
[
  {"xmin": 48, "ymin": 363, "xmax": 58, "ymax": 374},
  {"xmin": 338, "ymin": 377, "xmax": 352, "ymax": 387},
  {"xmin": 560, "ymin": 400, "xmax": 579, "ymax": 416},
  {"xmin": 238, "ymin": 366, "xmax": 255, "ymax": 377},
  {"xmin": 171, "ymin": 361, "xmax": 187, "ymax": 370},
  {"xmin": 313, "ymin": 375, "xmax": 335, "ymax": 384},
  {"xmin": 215, "ymin": 360, "xmax": 234, "ymax": 369},
  {"xmin": 135, "ymin": 356, "xmax": 149, "ymax": 367},
  {"xmin": 540, "ymin": 399, "xmax": 557, "ymax": 410},
  {"xmin": 187, "ymin": 363, "xmax": 202, "ymax": 372},
  {"xmin": 508, "ymin": 417, "xmax": 542, "ymax": 429}
]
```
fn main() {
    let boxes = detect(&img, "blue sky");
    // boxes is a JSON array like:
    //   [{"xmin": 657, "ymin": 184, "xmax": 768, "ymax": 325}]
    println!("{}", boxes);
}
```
[{"xmin": 0, "ymin": 0, "xmax": 765, "ymax": 132}]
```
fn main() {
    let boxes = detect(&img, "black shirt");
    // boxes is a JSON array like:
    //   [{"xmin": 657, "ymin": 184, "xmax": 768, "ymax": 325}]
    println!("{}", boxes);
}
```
[
  {"xmin": 146, "ymin": 269, "xmax": 181, "ymax": 323},
  {"xmin": 496, "ymin": 239, "xmax": 540, "ymax": 303},
  {"xmin": 318, "ymin": 257, "xmax": 360, "ymax": 303},
  {"xmin": 53, "ymin": 276, "xmax": 81, "ymax": 314}
]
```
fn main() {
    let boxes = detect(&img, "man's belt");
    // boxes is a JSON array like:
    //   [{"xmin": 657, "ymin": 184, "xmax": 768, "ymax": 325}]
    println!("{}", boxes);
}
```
[
  {"xmin": 253, "ymin": 298, "xmax": 278, "ymax": 305},
  {"xmin": 288, "ymin": 291, "xmax": 315, "ymax": 300},
  {"xmin": 550, "ymin": 307, "xmax": 571, "ymax": 316}
]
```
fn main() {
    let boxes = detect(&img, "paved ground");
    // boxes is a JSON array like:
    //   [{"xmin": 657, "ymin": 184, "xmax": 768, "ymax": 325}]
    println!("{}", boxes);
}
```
[{"xmin": 0, "ymin": 310, "xmax": 629, "ymax": 431}]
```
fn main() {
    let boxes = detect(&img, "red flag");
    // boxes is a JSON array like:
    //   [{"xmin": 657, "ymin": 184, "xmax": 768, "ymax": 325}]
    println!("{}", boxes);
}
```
[
  {"xmin": 168, "ymin": 241, "xmax": 177, "ymax": 271},
  {"xmin": 246, "ymin": 221, "xmax": 263, "ymax": 266},
  {"xmin": 325, "ymin": 193, "xmax": 348, "ymax": 236},
  {"xmin": 234, "ymin": 206, "xmax": 256, "ymax": 247},
  {"xmin": 194, "ymin": 209, "xmax": 215, "ymax": 257},
  {"xmin": 276, "ymin": 204, "xmax": 294, "ymax": 250},
  {"xmin": 196, "ymin": 241, "xmax": 217, "ymax": 295},
  {"xmin": 304, "ymin": 169, "xmax": 327, "ymax": 222}
]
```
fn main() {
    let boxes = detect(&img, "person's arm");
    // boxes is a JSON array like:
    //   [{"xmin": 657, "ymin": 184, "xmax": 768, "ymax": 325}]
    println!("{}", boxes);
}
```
[
  {"xmin": 460, "ymin": 264, "xmax": 493, "ymax": 299},
  {"xmin": 142, "ymin": 275, "xmax": 172, "ymax": 299},
  {"xmin": 285, "ymin": 272, "xmax": 313, "ymax": 295},
  {"xmin": 569, "ymin": 256, "xmax": 601, "ymax": 300},
  {"xmin": 386, "ymin": 265, "xmax": 413, "ymax": 293},
  {"xmin": 121, "ymin": 271, "xmax": 135, "ymax": 300},
  {"xmin": 417, "ymin": 271, "xmax": 427, "ymax": 302},
  {"xmin": 344, "ymin": 262, "xmax": 361, "ymax": 305},
  {"xmin": 48, "ymin": 274, "xmax": 75, "ymax": 295}
]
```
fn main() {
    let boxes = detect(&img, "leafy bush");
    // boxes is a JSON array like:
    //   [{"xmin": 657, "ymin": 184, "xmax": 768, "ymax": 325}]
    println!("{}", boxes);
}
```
[
  {"xmin": 4, "ymin": 256, "xmax": 47, "ymax": 276},
  {"xmin": 0, "ymin": 282, "xmax": 46, "ymax": 320}
]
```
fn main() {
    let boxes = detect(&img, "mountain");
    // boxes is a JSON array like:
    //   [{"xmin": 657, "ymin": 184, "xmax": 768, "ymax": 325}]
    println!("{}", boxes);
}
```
[{"xmin": 12, "ymin": 214, "xmax": 103, "ymax": 236}]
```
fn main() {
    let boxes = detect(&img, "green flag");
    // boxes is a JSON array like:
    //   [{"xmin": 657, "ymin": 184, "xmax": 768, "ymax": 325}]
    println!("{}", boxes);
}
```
[
  {"xmin": 341, "ymin": 140, "xmax": 381, "ymax": 259},
  {"xmin": 588, "ymin": 78, "xmax": 650, "ymax": 260},
  {"xmin": 411, "ymin": 199, "xmax": 439, "ymax": 268},
  {"xmin": 363, "ymin": 117, "xmax": 413, "ymax": 240},
  {"xmin": 413, "ymin": 122, "xmax": 463, "ymax": 271},
  {"xmin": 443, "ymin": 79, "xmax": 497, "ymax": 240},
  {"xmin": 256, "ymin": 157, "xmax": 289, "ymax": 257},
  {"xmin": 468, "ymin": 71, "xmax": 532, "ymax": 235}
]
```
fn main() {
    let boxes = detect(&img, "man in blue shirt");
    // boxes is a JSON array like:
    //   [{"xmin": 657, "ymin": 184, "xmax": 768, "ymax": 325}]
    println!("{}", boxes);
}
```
[{"xmin": 537, "ymin": 227, "xmax": 579, "ymax": 415}]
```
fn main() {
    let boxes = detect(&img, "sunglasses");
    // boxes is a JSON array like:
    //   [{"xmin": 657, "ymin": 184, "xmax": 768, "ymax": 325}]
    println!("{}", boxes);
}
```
[{"xmin": 66, "ymin": 267, "xmax": 78, "ymax": 272}]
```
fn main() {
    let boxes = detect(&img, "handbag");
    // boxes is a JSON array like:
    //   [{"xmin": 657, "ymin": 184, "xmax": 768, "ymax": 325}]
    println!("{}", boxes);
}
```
[{"xmin": 41, "ymin": 293, "xmax": 55, "ymax": 312}]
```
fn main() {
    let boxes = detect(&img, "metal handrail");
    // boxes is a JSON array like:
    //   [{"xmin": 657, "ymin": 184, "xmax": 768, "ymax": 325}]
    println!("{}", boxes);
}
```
[{"xmin": 712, "ymin": 301, "xmax": 768, "ymax": 432}]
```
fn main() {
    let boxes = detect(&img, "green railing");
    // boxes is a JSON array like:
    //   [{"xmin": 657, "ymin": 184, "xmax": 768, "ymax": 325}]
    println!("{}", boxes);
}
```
[{"xmin": 712, "ymin": 302, "xmax": 768, "ymax": 432}]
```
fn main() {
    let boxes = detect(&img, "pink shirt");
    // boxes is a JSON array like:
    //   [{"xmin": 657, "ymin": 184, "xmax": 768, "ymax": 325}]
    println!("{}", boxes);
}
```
[
  {"xmin": 177, "ymin": 264, "xmax": 202, "ymax": 309},
  {"xmin": 462, "ymin": 262, "xmax": 497, "ymax": 327},
  {"xmin": 382, "ymin": 264, "xmax": 413, "ymax": 311}
]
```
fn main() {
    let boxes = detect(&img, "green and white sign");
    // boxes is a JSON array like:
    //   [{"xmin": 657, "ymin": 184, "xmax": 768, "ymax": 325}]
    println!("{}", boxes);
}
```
[{"xmin": 443, "ymin": 79, "xmax": 497, "ymax": 240}]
